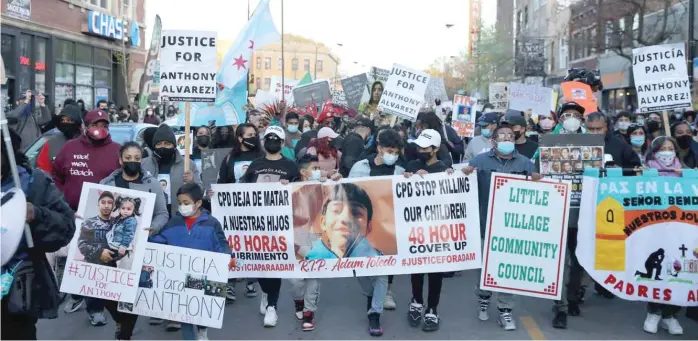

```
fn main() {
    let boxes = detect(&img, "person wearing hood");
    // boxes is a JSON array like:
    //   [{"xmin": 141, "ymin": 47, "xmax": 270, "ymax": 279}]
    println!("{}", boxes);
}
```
[
  {"xmin": 339, "ymin": 117, "xmax": 374, "ymax": 177},
  {"xmin": 36, "ymin": 104, "xmax": 83, "ymax": 174},
  {"xmin": 1, "ymin": 128, "xmax": 75, "ymax": 340},
  {"xmin": 51, "ymin": 109, "xmax": 122, "ymax": 324},
  {"xmin": 141, "ymin": 126, "xmax": 158, "ymax": 158},
  {"xmin": 433, "ymin": 99, "xmax": 465, "ymax": 162},
  {"xmin": 464, "ymin": 112, "xmax": 499, "ymax": 161},
  {"xmin": 670, "ymin": 121, "xmax": 698, "ymax": 168},
  {"xmin": 6, "ymin": 89, "xmax": 52, "ymax": 150},
  {"xmin": 76, "ymin": 99, "xmax": 88, "ymax": 117},
  {"xmin": 143, "ymin": 106, "xmax": 161, "ymax": 125},
  {"xmin": 97, "ymin": 141, "xmax": 169, "ymax": 340},
  {"xmin": 141, "ymin": 124, "xmax": 204, "ymax": 217}
]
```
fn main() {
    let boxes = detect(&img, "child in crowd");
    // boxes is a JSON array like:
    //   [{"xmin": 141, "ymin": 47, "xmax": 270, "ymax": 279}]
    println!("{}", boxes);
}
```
[{"xmin": 106, "ymin": 196, "xmax": 141, "ymax": 257}]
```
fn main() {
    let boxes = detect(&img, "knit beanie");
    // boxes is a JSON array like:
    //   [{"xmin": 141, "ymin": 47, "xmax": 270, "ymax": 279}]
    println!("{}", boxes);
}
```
[{"xmin": 152, "ymin": 124, "xmax": 176, "ymax": 146}]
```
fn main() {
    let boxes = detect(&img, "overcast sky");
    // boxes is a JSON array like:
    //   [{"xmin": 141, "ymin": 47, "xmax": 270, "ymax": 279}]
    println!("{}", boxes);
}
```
[{"xmin": 146, "ymin": 0, "xmax": 498, "ymax": 76}]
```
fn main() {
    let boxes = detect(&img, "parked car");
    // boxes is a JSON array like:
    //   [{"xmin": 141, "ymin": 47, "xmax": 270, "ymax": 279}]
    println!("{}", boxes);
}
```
[{"xmin": 24, "ymin": 123, "xmax": 156, "ymax": 168}]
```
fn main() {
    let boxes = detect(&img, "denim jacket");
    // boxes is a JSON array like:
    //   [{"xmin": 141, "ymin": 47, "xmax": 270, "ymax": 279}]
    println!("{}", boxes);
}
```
[{"xmin": 108, "ymin": 216, "xmax": 137, "ymax": 250}]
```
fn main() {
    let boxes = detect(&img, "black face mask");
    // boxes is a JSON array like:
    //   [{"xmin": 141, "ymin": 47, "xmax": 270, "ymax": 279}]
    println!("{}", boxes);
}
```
[
  {"xmin": 155, "ymin": 147, "xmax": 176, "ymax": 163},
  {"xmin": 122, "ymin": 161, "xmax": 141, "ymax": 177},
  {"xmin": 514, "ymin": 131, "xmax": 523, "ymax": 140},
  {"xmin": 242, "ymin": 137, "xmax": 259, "ymax": 150},
  {"xmin": 417, "ymin": 151, "xmax": 433, "ymax": 163},
  {"xmin": 264, "ymin": 139, "xmax": 282, "ymax": 154},
  {"xmin": 196, "ymin": 135, "xmax": 211, "ymax": 148},
  {"xmin": 676, "ymin": 135, "xmax": 693, "ymax": 149},
  {"xmin": 57, "ymin": 122, "xmax": 81, "ymax": 138}
]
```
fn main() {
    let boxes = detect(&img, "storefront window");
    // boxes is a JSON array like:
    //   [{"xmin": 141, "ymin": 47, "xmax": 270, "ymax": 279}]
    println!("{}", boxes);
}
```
[
  {"xmin": 18, "ymin": 34, "xmax": 32, "ymax": 93},
  {"xmin": 56, "ymin": 63, "xmax": 74, "ymax": 83},
  {"xmin": 76, "ymin": 66, "xmax": 93, "ymax": 85},
  {"xmin": 55, "ymin": 84, "xmax": 74, "ymax": 107},
  {"xmin": 1, "ymin": 34, "xmax": 14, "ymax": 77},
  {"xmin": 94, "ymin": 48, "xmax": 111, "ymax": 67},
  {"xmin": 94, "ymin": 69, "xmax": 110, "ymax": 87},
  {"xmin": 54, "ymin": 42, "xmax": 111, "ymax": 108},
  {"xmin": 76, "ymin": 43, "xmax": 92, "ymax": 65},
  {"xmin": 35, "ymin": 38, "xmax": 47, "ymax": 96},
  {"xmin": 55, "ymin": 39, "xmax": 74, "ymax": 62},
  {"xmin": 76, "ymin": 86, "xmax": 93, "ymax": 108}
]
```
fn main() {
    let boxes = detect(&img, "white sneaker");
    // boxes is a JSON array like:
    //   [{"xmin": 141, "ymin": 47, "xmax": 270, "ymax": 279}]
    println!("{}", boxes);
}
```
[
  {"xmin": 660, "ymin": 317, "xmax": 683, "ymax": 335},
  {"xmin": 477, "ymin": 297, "xmax": 490, "ymax": 321},
  {"xmin": 259, "ymin": 293, "xmax": 268, "ymax": 315},
  {"xmin": 383, "ymin": 290, "xmax": 397, "ymax": 310},
  {"xmin": 498, "ymin": 311, "xmax": 516, "ymax": 331},
  {"xmin": 643, "ymin": 313, "xmax": 661, "ymax": 334},
  {"xmin": 264, "ymin": 306, "xmax": 278, "ymax": 327},
  {"xmin": 63, "ymin": 296, "xmax": 85, "ymax": 314},
  {"xmin": 196, "ymin": 327, "xmax": 209, "ymax": 340}
]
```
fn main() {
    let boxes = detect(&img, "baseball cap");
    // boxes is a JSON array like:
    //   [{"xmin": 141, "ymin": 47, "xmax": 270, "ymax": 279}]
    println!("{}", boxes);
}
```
[
  {"xmin": 354, "ymin": 117, "xmax": 374, "ymax": 129},
  {"xmin": 84, "ymin": 109, "xmax": 110, "ymax": 125},
  {"xmin": 413, "ymin": 129, "xmax": 441, "ymax": 148},
  {"xmin": 478, "ymin": 112, "xmax": 499, "ymax": 126},
  {"xmin": 503, "ymin": 112, "xmax": 527, "ymax": 127},
  {"xmin": 264, "ymin": 125, "xmax": 286, "ymax": 140},
  {"xmin": 318, "ymin": 127, "xmax": 339, "ymax": 139}
]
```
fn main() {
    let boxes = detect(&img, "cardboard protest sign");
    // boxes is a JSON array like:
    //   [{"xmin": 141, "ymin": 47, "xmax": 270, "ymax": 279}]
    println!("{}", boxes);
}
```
[
  {"xmin": 368, "ymin": 67, "xmax": 390, "ymax": 85},
  {"xmin": 341, "ymin": 73, "xmax": 370, "ymax": 110},
  {"xmin": 60, "ymin": 183, "xmax": 155, "ymax": 303},
  {"xmin": 489, "ymin": 83, "xmax": 508, "ymax": 110},
  {"xmin": 212, "ymin": 173, "xmax": 482, "ymax": 278},
  {"xmin": 292, "ymin": 80, "xmax": 331, "ymax": 107},
  {"xmin": 452, "ymin": 94, "xmax": 477, "ymax": 138},
  {"xmin": 424, "ymin": 78, "xmax": 449, "ymax": 106},
  {"xmin": 332, "ymin": 89, "xmax": 347, "ymax": 106},
  {"xmin": 118, "ymin": 243, "xmax": 230, "ymax": 328},
  {"xmin": 507, "ymin": 83, "xmax": 555, "ymax": 118},
  {"xmin": 560, "ymin": 81, "xmax": 598, "ymax": 115},
  {"xmin": 632, "ymin": 43, "xmax": 692, "ymax": 112},
  {"xmin": 538, "ymin": 134, "xmax": 604, "ymax": 209},
  {"xmin": 200, "ymin": 148, "xmax": 231, "ymax": 190},
  {"xmin": 377, "ymin": 64, "xmax": 430, "ymax": 121},
  {"xmin": 159, "ymin": 30, "xmax": 217, "ymax": 102},
  {"xmin": 577, "ymin": 170, "xmax": 698, "ymax": 306},
  {"xmin": 480, "ymin": 173, "xmax": 571, "ymax": 300},
  {"xmin": 270, "ymin": 76, "xmax": 297, "ymax": 103}
]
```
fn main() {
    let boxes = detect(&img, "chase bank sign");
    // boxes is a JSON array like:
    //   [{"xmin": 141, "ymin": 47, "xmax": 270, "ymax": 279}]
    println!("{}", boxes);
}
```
[{"xmin": 86, "ymin": 10, "xmax": 140, "ymax": 47}]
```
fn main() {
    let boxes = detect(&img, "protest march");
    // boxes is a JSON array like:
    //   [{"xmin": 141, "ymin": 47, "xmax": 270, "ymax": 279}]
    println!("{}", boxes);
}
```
[{"xmin": 2, "ymin": 0, "xmax": 698, "ymax": 340}]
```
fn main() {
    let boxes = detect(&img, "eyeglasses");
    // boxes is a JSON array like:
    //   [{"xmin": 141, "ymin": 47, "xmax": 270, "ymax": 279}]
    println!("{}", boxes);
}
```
[{"xmin": 495, "ymin": 133, "xmax": 515, "ymax": 140}]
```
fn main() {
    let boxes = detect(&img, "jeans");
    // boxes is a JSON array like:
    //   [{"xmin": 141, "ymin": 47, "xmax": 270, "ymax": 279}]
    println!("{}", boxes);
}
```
[
  {"xmin": 289, "ymin": 278, "xmax": 320, "ymax": 312},
  {"xmin": 411, "ymin": 272, "xmax": 444, "ymax": 311},
  {"xmin": 181, "ymin": 324, "xmax": 206, "ymax": 340},
  {"xmin": 258, "ymin": 278, "xmax": 281, "ymax": 308},
  {"xmin": 357, "ymin": 276, "xmax": 388, "ymax": 314},
  {"xmin": 648, "ymin": 303, "xmax": 681, "ymax": 318},
  {"xmin": 553, "ymin": 228, "xmax": 589, "ymax": 313}
]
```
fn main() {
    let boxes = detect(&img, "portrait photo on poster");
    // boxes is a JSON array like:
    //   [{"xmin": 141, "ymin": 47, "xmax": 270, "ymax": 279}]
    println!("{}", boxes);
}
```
[
  {"xmin": 72, "ymin": 188, "xmax": 149, "ymax": 271},
  {"xmin": 157, "ymin": 174, "xmax": 171, "ymax": 205},
  {"xmin": 292, "ymin": 179, "xmax": 397, "ymax": 260}
]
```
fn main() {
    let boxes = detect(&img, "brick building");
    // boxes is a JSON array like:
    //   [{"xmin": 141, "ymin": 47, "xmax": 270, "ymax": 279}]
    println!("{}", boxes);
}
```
[{"xmin": 1, "ymin": 0, "xmax": 147, "ymax": 112}]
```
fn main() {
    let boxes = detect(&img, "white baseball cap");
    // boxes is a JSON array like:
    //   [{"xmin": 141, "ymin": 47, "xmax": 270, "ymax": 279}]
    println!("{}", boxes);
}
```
[
  {"xmin": 264, "ymin": 125, "xmax": 286, "ymax": 140},
  {"xmin": 317, "ymin": 127, "xmax": 339, "ymax": 139},
  {"xmin": 413, "ymin": 129, "xmax": 441, "ymax": 148}
]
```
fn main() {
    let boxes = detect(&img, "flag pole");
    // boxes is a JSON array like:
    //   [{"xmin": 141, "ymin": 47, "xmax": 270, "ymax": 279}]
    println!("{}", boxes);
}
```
[
  {"xmin": 246, "ymin": 0, "xmax": 251, "ymax": 102},
  {"xmin": 281, "ymin": 0, "xmax": 285, "ymax": 102}
]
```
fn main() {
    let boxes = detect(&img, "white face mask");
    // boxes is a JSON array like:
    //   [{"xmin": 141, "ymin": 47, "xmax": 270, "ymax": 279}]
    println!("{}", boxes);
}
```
[
  {"xmin": 309, "ymin": 169, "xmax": 322, "ymax": 181},
  {"xmin": 655, "ymin": 151, "xmax": 676, "ymax": 166},
  {"xmin": 382, "ymin": 152, "xmax": 398, "ymax": 166},
  {"xmin": 562, "ymin": 117, "xmax": 581, "ymax": 133},
  {"xmin": 178, "ymin": 204, "xmax": 195, "ymax": 217},
  {"xmin": 617, "ymin": 121, "xmax": 630, "ymax": 130}
]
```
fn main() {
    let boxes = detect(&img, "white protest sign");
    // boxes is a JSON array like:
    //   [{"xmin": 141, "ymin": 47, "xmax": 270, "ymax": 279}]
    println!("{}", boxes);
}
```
[
  {"xmin": 368, "ymin": 67, "xmax": 390, "ymax": 85},
  {"xmin": 159, "ymin": 30, "xmax": 217, "ymax": 102},
  {"xmin": 254, "ymin": 90, "xmax": 276, "ymax": 107},
  {"xmin": 270, "ymin": 76, "xmax": 297, "ymax": 103},
  {"xmin": 632, "ymin": 43, "xmax": 691, "ymax": 112},
  {"xmin": 507, "ymin": 83, "xmax": 555, "ymax": 118},
  {"xmin": 377, "ymin": 64, "xmax": 430, "ymax": 121},
  {"xmin": 118, "ymin": 243, "xmax": 229, "ymax": 328},
  {"xmin": 480, "ymin": 173, "xmax": 571, "ymax": 300},
  {"xmin": 489, "ymin": 83, "xmax": 509, "ymax": 110}
]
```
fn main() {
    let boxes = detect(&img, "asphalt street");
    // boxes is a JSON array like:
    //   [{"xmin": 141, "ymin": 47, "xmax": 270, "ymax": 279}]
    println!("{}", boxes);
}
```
[{"xmin": 38, "ymin": 271, "xmax": 697, "ymax": 340}]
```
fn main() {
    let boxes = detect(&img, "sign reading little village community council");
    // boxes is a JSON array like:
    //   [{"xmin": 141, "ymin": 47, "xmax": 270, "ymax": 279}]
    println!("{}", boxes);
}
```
[{"xmin": 212, "ymin": 173, "xmax": 482, "ymax": 278}]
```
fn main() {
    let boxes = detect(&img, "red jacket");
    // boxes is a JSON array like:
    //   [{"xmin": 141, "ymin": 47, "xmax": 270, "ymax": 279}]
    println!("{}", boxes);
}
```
[{"xmin": 52, "ymin": 135, "xmax": 121, "ymax": 210}]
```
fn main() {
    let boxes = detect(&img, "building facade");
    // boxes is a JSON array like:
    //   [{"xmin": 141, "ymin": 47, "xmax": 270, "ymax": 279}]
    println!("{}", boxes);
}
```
[
  {"xmin": 495, "ymin": 0, "xmax": 516, "ymax": 79},
  {"xmin": 1, "ymin": 0, "xmax": 147, "ymax": 112}
]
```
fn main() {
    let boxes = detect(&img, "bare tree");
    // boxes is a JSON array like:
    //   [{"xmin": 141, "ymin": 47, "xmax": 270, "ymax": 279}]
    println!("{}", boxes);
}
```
[{"xmin": 113, "ymin": 3, "xmax": 133, "ymax": 110}]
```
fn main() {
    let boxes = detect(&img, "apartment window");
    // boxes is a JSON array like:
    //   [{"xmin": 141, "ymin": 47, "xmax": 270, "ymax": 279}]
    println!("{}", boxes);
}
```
[
  {"xmin": 549, "ymin": 40, "xmax": 555, "ymax": 73},
  {"xmin": 303, "ymin": 59, "xmax": 310, "ymax": 71},
  {"xmin": 316, "ymin": 60, "xmax": 323, "ymax": 72},
  {"xmin": 516, "ymin": 11, "xmax": 522, "ymax": 33},
  {"xmin": 255, "ymin": 77, "xmax": 261, "ymax": 90},
  {"xmin": 88, "ymin": 0, "xmax": 109, "ymax": 9},
  {"xmin": 559, "ymin": 37, "xmax": 568, "ymax": 70},
  {"xmin": 121, "ymin": 0, "xmax": 132, "ymax": 17},
  {"xmin": 54, "ymin": 39, "xmax": 111, "ymax": 109},
  {"xmin": 524, "ymin": 6, "xmax": 528, "ymax": 27},
  {"xmin": 292, "ymin": 58, "xmax": 298, "ymax": 71},
  {"xmin": 573, "ymin": 32, "xmax": 582, "ymax": 60},
  {"xmin": 256, "ymin": 57, "xmax": 261, "ymax": 69},
  {"xmin": 264, "ymin": 57, "xmax": 271, "ymax": 70},
  {"xmin": 264, "ymin": 77, "xmax": 271, "ymax": 91},
  {"xmin": 277, "ymin": 57, "xmax": 282, "ymax": 70},
  {"xmin": 587, "ymin": 26, "xmax": 596, "ymax": 56}
]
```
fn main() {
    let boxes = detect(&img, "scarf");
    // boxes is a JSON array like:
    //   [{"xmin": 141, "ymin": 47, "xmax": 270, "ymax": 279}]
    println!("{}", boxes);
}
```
[{"xmin": 646, "ymin": 158, "xmax": 682, "ymax": 177}]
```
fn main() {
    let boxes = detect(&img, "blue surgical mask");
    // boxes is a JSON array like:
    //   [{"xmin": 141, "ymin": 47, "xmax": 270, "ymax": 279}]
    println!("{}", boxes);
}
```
[
  {"xmin": 496, "ymin": 141, "xmax": 516, "ymax": 155},
  {"xmin": 382, "ymin": 153, "xmax": 398, "ymax": 166},
  {"xmin": 310, "ymin": 169, "xmax": 322, "ymax": 181},
  {"xmin": 636, "ymin": 119, "xmax": 645, "ymax": 125},
  {"xmin": 287, "ymin": 125, "xmax": 299, "ymax": 133},
  {"xmin": 630, "ymin": 136, "xmax": 645, "ymax": 147},
  {"xmin": 481, "ymin": 128, "xmax": 492, "ymax": 137}
]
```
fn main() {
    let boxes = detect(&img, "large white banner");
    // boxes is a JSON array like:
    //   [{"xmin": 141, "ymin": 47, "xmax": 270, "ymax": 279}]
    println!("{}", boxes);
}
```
[
  {"xmin": 159, "ymin": 30, "xmax": 217, "ymax": 102},
  {"xmin": 212, "ymin": 173, "xmax": 482, "ymax": 278},
  {"xmin": 60, "ymin": 183, "xmax": 155, "ymax": 303},
  {"xmin": 377, "ymin": 64, "xmax": 430, "ymax": 121},
  {"xmin": 632, "ymin": 42, "xmax": 691, "ymax": 112},
  {"xmin": 480, "ymin": 173, "xmax": 571, "ymax": 300},
  {"xmin": 118, "ymin": 243, "xmax": 230, "ymax": 328}
]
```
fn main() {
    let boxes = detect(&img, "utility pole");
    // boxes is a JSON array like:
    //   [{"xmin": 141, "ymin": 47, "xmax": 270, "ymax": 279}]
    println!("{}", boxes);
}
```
[{"xmin": 688, "ymin": 0, "xmax": 695, "ymax": 82}]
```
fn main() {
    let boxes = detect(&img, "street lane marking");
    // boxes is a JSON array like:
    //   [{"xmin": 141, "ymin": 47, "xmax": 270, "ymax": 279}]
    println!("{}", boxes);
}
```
[{"xmin": 520, "ymin": 315, "xmax": 546, "ymax": 340}]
